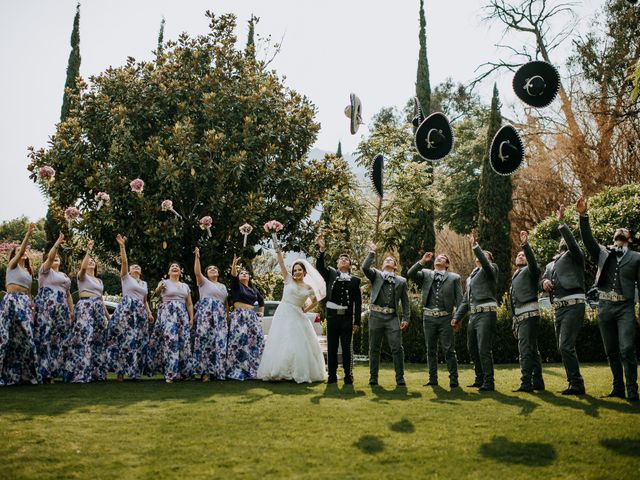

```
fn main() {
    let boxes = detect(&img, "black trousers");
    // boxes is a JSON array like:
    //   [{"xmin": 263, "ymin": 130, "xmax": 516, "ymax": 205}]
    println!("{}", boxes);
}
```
[{"xmin": 326, "ymin": 309, "xmax": 353, "ymax": 380}]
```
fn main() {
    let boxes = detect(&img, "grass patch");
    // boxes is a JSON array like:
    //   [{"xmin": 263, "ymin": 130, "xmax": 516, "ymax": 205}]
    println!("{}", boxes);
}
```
[{"xmin": 0, "ymin": 363, "xmax": 638, "ymax": 479}]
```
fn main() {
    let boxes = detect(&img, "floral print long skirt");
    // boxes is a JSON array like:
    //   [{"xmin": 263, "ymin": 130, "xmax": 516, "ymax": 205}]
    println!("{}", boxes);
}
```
[
  {"xmin": 147, "ymin": 301, "xmax": 191, "ymax": 382},
  {"xmin": 63, "ymin": 297, "xmax": 108, "ymax": 383},
  {"xmin": 106, "ymin": 296, "xmax": 149, "ymax": 379},
  {"xmin": 225, "ymin": 308, "xmax": 264, "ymax": 380},
  {"xmin": 0, "ymin": 292, "xmax": 40, "ymax": 386},
  {"xmin": 34, "ymin": 287, "xmax": 71, "ymax": 380},
  {"xmin": 191, "ymin": 298, "xmax": 228, "ymax": 379}
]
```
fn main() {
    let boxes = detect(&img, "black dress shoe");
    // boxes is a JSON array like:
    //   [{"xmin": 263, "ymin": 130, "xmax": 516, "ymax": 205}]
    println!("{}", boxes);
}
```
[
  {"xmin": 450, "ymin": 382, "xmax": 459, "ymax": 388},
  {"xmin": 628, "ymin": 395, "xmax": 639, "ymax": 402},
  {"xmin": 467, "ymin": 383, "xmax": 482, "ymax": 388},
  {"xmin": 369, "ymin": 379, "xmax": 378, "ymax": 386},
  {"xmin": 327, "ymin": 377, "xmax": 338, "ymax": 384},
  {"xmin": 396, "ymin": 378, "xmax": 406, "ymax": 386},
  {"xmin": 601, "ymin": 390, "xmax": 626, "ymax": 399},
  {"xmin": 512, "ymin": 386, "xmax": 534, "ymax": 393},
  {"xmin": 423, "ymin": 381, "xmax": 439, "ymax": 387},
  {"xmin": 478, "ymin": 386, "xmax": 495, "ymax": 392},
  {"xmin": 561, "ymin": 387, "xmax": 585, "ymax": 396},
  {"xmin": 533, "ymin": 384, "xmax": 546, "ymax": 391},
  {"xmin": 344, "ymin": 376, "xmax": 353, "ymax": 385}
]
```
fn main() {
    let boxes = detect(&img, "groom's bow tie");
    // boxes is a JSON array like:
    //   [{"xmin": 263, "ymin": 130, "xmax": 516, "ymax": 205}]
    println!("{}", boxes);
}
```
[
  {"xmin": 383, "ymin": 273, "xmax": 396, "ymax": 283},
  {"xmin": 435, "ymin": 272, "xmax": 445, "ymax": 282},
  {"xmin": 338, "ymin": 272, "xmax": 351, "ymax": 281},
  {"xmin": 608, "ymin": 246, "xmax": 625, "ymax": 257}
]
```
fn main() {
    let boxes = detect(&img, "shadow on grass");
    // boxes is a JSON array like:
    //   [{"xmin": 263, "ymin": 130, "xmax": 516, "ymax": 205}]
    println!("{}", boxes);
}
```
[
  {"xmin": 479, "ymin": 436, "xmax": 557, "ymax": 466},
  {"xmin": 309, "ymin": 384, "xmax": 367, "ymax": 404},
  {"xmin": 390, "ymin": 418, "xmax": 415, "ymax": 433},
  {"xmin": 535, "ymin": 391, "xmax": 640, "ymax": 418},
  {"xmin": 370, "ymin": 385, "xmax": 423, "ymax": 403},
  {"xmin": 353, "ymin": 435, "xmax": 385, "ymax": 454},
  {"xmin": 600, "ymin": 437, "xmax": 640, "ymax": 457},
  {"xmin": 429, "ymin": 385, "xmax": 539, "ymax": 416}
]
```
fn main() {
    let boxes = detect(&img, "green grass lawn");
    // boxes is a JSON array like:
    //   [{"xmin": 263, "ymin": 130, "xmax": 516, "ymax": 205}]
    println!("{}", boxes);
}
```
[{"xmin": 1, "ymin": 363, "xmax": 639, "ymax": 479}]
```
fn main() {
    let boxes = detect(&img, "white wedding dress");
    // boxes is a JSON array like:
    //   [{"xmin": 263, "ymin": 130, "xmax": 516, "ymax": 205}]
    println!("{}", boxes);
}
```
[{"xmin": 257, "ymin": 276, "xmax": 327, "ymax": 383}]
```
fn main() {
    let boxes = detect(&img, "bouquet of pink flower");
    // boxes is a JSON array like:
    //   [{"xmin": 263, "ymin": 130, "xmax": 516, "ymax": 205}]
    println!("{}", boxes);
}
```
[
  {"xmin": 263, "ymin": 220, "xmax": 284, "ymax": 251},
  {"xmin": 95, "ymin": 191, "xmax": 110, "ymax": 210},
  {"xmin": 161, "ymin": 199, "xmax": 182, "ymax": 219},
  {"xmin": 239, "ymin": 223, "xmax": 253, "ymax": 247},
  {"xmin": 39, "ymin": 166, "xmax": 56, "ymax": 183},
  {"xmin": 64, "ymin": 207, "xmax": 81, "ymax": 222},
  {"xmin": 200, "ymin": 216, "xmax": 213, "ymax": 238},
  {"xmin": 129, "ymin": 178, "xmax": 144, "ymax": 194}
]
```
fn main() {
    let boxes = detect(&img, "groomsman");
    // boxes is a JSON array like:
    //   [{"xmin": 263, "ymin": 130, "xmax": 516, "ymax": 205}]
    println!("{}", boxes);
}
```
[
  {"xmin": 362, "ymin": 242, "xmax": 410, "ymax": 386},
  {"xmin": 408, "ymin": 252, "xmax": 462, "ymax": 388},
  {"xmin": 316, "ymin": 235, "xmax": 362, "ymax": 385},
  {"xmin": 542, "ymin": 205, "xmax": 586, "ymax": 395},
  {"xmin": 510, "ymin": 230, "xmax": 544, "ymax": 393},
  {"xmin": 577, "ymin": 197, "xmax": 640, "ymax": 401},
  {"xmin": 452, "ymin": 235, "xmax": 499, "ymax": 391}
]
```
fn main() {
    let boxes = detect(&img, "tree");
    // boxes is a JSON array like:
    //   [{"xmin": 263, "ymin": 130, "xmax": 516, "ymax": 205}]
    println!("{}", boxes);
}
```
[
  {"xmin": 246, "ymin": 14, "xmax": 258, "ymax": 57},
  {"xmin": 157, "ymin": 17, "xmax": 165, "ymax": 57},
  {"xmin": 60, "ymin": 3, "xmax": 81, "ymax": 122},
  {"xmin": 336, "ymin": 141, "xmax": 342, "ymax": 158},
  {"xmin": 477, "ymin": 84, "xmax": 512, "ymax": 299},
  {"xmin": 28, "ymin": 12, "xmax": 342, "ymax": 284},
  {"xmin": 0, "ymin": 216, "xmax": 46, "ymax": 252}
]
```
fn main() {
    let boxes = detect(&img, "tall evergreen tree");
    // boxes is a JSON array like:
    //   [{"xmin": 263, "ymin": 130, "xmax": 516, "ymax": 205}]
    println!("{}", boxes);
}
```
[
  {"xmin": 60, "ymin": 3, "xmax": 81, "ymax": 122},
  {"xmin": 336, "ymin": 141, "xmax": 342, "ymax": 158},
  {"xmin": 477, "ymin": 84, "xmax": 513, "ymax": 300},
  {"xmin": 246, "ymin": 14, "xmax": 257, "ymax": 57},
  {"xmin": 157, "ymin": 17, "xmax": 165, "ymax": 57},
  {"xmin": 399, "ymin": 0, "xmax": 435, "ymax": 272}
]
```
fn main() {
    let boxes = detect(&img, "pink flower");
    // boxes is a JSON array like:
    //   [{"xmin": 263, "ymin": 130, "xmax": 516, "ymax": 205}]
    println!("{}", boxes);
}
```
[
  {"xmin": 0, "ymin": 242, "xmax": 19, "ymax": 252},
  {"xmin": 95, "ymin": 192, "xmax": 110, "ymax": 203},
  {"xmin": 64, "ymin": 207, "xmax": 81, "ymax": 220},
  {"xmin": 129, "ymin": 178, "xmax": 145, "ymax": 193},
  {"xmin": 263, "ymin": 220, "xmax": 284, "ymax": 233},
  {"xmin": 161, "ymin": 200, "xmax": 173, "ymax": 211},
  {"xmin": 200, "ymin": 216, "xmax": 213, "ymax": 229},
  {"xmin": 39, "ymin": 166, "xmax": 56, "ymax": 181}
]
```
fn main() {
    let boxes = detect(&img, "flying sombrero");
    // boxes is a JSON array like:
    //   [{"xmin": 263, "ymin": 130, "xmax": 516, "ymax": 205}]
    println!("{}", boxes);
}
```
[
  {"xmin": 489, "ymin": 125, "xmax": 524, "ymax": 176},
  {"xmin": 513, "ymin": 61, "xmax": 560, "ymax": 108},
  {"xmin": 414, "ymin": 112, "xmax": 454, "ymax": 161},
  {"xmin": 369, "ymin": 154, "xmax": 384, "ymax": 198},
  {"xmin": 344, "ymin": 93, "xmax": 363, "ymax": 135}
]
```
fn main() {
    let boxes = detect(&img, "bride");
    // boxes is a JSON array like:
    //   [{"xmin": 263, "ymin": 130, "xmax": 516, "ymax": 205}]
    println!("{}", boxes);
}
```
[{"xmin": 257, "ymin": 247, "xmax": 327, "ymax": 383}]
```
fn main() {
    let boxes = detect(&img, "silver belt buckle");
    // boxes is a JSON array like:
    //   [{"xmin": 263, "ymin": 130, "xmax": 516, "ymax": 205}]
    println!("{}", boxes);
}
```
[{"xmin": 336, "ymin": 308, "xmax": 347, "ymax": 315}]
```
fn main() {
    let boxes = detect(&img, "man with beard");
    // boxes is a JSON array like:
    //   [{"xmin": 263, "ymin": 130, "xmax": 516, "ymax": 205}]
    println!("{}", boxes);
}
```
[{"xmin": 578, "ymin": 197, "xmax": 640, "ymax": 401}]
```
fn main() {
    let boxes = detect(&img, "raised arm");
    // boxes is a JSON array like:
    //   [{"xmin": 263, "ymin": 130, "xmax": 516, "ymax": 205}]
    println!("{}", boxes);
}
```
[
  {"xmin": 8, "ymin": 223, "xmax": 35, "ymax": 270},
  {"xmin": 276, "ymin": 248, "xmax": 289, "ymax": 280},
  {"xmin": 231, "ymin": 254, "xmax": 239, "ymax": 278},
  {"xmin": 78, "ymin": 240, "xmax": 95, "ymax": 280},
  {"xmin": 557, "ymin": 205, "xmax": 584, "ymax": 264},
  {"xmin": 361, "ymin": 242, "xmax": 377, "ymax": 282},
  {"xmin": 576, "ymin": 197, "xmax": 601, "ymax": 261},
  {"xmin": 42, "ymin": 232, "xmax": 65, "ymax": 272},
  {"xmin": 116, "ymin": 234, "xmax": 128, "ymax": 277},
  {"xmin": 407, "ymin": 252, "xmax": 432, "ymax": 283},
  {"xmin": 471, "ymin": 238, "xmax": 496, "ymax": 281},
  {"xmin": 315, "ymin": 234, "xmax": 332, "ymax": 279},
  {"xmin": 194, "ymin": 247, "xmax": 204, "ymax": 286},
  {"xmin": 520, "ymin": 231, "xmax": 540, "ymax": 282}
]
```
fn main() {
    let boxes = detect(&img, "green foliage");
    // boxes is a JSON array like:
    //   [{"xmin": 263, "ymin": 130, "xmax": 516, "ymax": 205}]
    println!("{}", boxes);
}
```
[
  {"xmin": 477, "ymin": 84, "xmax": 513, "ymax": 300},
  {"xmin": 415, "ymin": 0, "xmax": 431, "ymax": 116},
  {"xmin": 336, "ymin": 141, "xmax": 342, "ymax": 158},
  {"xmin": 60, "ymin": 3, "xmax": 81, "ymax": 122},
  {"xmin": 28, "ymin": 12, "xmax": 341, "ymax": 285},
  {"xmin": 0, "ymin": 216, "xmax": 46, "ymax": 252},
  {"xmin": 156, "ymin": 17, "xmax": 165, "ymax": 57}
]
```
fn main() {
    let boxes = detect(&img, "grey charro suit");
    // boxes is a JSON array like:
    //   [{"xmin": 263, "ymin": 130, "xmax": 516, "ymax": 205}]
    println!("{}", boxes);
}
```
[
  {"xmin": 362, "ymin": 252, "xmax": 410, "ymax": 383},
  {"xmin": 580, "ymin": 215, "xmax": 640, "ymax": 398},
  {"xmin": 542, "ymin": 223, "xmax": 586, "ymax": 392},
  {"xmin": 408, "ymin": 261, "xmax": 462, "ymax": 385},
  {"xmin": 510, "ymin": 242, "xmax": 544, "ymax": 390},
  {"xmin": 454, "ymin": 244, "xmax": 499, "ymax": 389}
]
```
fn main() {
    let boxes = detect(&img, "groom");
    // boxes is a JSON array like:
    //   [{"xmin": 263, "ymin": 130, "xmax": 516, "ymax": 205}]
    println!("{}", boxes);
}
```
[{"xmin": 316, "ymin": 235, "xmax": 362, "ymax": 384}]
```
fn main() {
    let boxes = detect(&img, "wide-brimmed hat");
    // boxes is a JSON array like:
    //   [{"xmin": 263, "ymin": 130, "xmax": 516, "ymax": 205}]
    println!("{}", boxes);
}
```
[
  {"xmin": 369, "ymin": 154, "xmax": 384, "ymax": 198},
  {"xmin": 414, "ymin": 112, "xmax": 454, "ymax": 161},
  {"xmin": 489, "ymin": 125, "xmax": 524, "ymax": 176},
  {"xmin": 344, "ymin": 93, "xmax": 363, "ymax": 135},
  {"xmin": 513, "ymin": 60, "xmax": 560, "ymax": 108}
]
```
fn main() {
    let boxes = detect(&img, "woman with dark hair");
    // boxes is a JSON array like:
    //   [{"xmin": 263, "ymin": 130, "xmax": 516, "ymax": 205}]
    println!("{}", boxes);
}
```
[
  {"xmin": 34, "ymin": 232, "xmax": 74, "ymax": 383},
  {"xmin": 63, "ymin": 239, "xmax": 110, "ymax": 383},
  {"xmin": 147, "ymin": 261, "xmax": 194, "ymax": 383},
  {"xmin": 191, "ymin": 247, "xmax": 228, "ymax": 382},
  {"xmin": 0, "ymin": 223, "xmax": 39, "ymax": 386},
  {"xmin": 106, "ymin": 234, "xmax": 153, "ymax": 381},
  {"xmin": 225, "ymin": 254, "xmax": 265, "ymax": 380},
  {"xmin": 257, "ymin": 248, "xmax": 327, "ymax": 383}
]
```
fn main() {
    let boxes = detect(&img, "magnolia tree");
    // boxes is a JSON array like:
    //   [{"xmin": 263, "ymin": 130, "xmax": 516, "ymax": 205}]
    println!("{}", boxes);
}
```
[{"xmin": 28, "ymin": 12, "xmax": 341, "ymax": 282}]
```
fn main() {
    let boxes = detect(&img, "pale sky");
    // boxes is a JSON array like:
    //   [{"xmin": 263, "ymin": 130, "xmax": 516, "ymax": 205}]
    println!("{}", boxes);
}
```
[{"xmin": 0, "ymin": 0, "xmax": 601, "ymax": 222}]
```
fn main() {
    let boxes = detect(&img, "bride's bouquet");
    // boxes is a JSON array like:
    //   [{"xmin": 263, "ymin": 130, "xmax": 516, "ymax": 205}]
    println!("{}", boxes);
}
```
[{"xmin": 264, "ymin": 220, "xmax": 284, "ymax": 251}]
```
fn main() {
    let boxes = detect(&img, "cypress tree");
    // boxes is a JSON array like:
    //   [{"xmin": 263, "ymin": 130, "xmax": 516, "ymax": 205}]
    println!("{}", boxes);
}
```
[
  {"xmin": 157, "ymin": 17, "xmax": 165, "ymax": 57},
  {"xmin": 400, "ymin": 0, "xmax": 435, "ymax": 273},
  {"xmin": 477, "ymin": 84, "xmax": 513, "ymax": 300},
  {"xmin": 246, "ymin": 14, "xmax": 257, "ymax": 57},
  {"xmin": 60, "ymin": 3, "xmax": 81, "ymax": 122},
  {"xmin": 336, "ymin": 141, "xmax": 342, "ymax": 158}
]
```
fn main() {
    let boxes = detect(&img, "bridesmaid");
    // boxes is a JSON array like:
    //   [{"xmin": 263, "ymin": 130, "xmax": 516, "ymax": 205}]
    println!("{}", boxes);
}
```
[
  {"xmin": 0, "ymin": 223, "xmax": 39, "ymax": 386},
  {"xmin": 225, "ymin": 254, "xmax": 265, "ymax": 380},
  {"xmin": 34, "ymin": 232, "xmax": 74, "ymax": 383},
  {"xmin": 63, "ymin": 239, "xmax": 110, "ymax": 383},
  {"xmin": 191, "ymin": 247, "xmax": 228, "ymax": 382},
  {"xmin": 148, "ymin": 261, "xmax": 194, "ymax": 383},
  {"xmin": 106, "ymin": 234, "xmax": 153, "ymax": 381}
]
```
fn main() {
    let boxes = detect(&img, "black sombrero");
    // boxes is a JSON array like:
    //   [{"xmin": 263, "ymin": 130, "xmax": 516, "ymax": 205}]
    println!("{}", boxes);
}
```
[
  {"xmin": 414, "ymin": 112, "xmax": 454, "ymax": 161},
  {"xmin": 344, "ymin": 93, "xmax": 363, "ymax": 135},
  {"xmin": 369, "ymin": 154, "xmax": 384, "ymax": 198},
  {"xmin": 513, "ymin": 60, "xmax": 560, "ymax": 108},
  {"xmin": 489, "ymin": 125, "xmax": 524, "ymax": 176}
]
